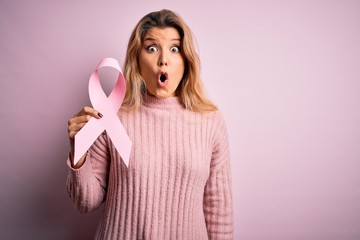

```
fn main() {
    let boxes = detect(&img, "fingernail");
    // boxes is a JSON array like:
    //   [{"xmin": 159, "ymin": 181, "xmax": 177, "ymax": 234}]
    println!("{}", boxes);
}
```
[{"xmin": 98, "ymin": 112, "xmax": 103, "ymax": 118}]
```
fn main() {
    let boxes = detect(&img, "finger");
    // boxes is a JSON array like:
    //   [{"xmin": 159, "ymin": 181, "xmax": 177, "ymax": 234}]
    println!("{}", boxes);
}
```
[
  {"xmin": 81, "ymin": 106, "xmax": 103, "ymax": 119},
  {"xmin": 68, "ymin": 122, "xmax": 87, "ymax": 132},
  {"xmin": 68, "ymin": 115, "xmax": 92, "ymax": 125},
  {"xmin": 69, "ymin": 130, "xmax": 79, "ymax": 139},
  {"xmin": 68, "ymin": 122, "xmax": 87, "ymax": 138}
]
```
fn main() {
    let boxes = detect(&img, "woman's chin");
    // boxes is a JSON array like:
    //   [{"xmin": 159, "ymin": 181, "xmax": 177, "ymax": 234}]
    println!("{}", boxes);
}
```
[{"xmin": 147, "ymin": 89, "xmax": 176, "ymax": 98}]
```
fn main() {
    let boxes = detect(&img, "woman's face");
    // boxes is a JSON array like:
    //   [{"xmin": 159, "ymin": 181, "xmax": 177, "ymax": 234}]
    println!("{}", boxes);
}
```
[{"xmin": 139, "ymin": 27, "xmax": 185, "ymax": 98}]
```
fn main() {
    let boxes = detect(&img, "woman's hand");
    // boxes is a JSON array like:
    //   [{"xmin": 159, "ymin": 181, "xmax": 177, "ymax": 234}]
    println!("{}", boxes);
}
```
[{"xmin": 67, "ymin": 106, "xmax": 103, "ymax": 168}]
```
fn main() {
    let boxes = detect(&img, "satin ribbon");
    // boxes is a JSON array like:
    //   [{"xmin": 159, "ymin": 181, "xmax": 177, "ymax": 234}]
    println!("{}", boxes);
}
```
[{"xmin": 74, "ymin": 57, "xmax": 132, "ymax": 167}]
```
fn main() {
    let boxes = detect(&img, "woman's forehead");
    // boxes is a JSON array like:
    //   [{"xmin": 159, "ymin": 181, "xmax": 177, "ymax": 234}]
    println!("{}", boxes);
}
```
[{"xmin": 143, "ymin": 27, "xmax": 181, "ymax": 42}]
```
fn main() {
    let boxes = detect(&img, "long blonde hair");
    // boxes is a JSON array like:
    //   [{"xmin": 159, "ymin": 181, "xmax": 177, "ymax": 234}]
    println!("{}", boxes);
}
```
[{"xmin": 122, "ymin": 9, "xmax": 217, "ymax": 112}]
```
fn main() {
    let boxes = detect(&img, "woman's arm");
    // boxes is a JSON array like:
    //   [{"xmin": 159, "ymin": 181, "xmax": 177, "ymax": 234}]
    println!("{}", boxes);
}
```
[
  {"xmin": 66, "ymin": 133, "xmax": 110, "ymax": 214},
  {"xmin": 66, "ymin": 106, "xmax": 109, "ymax": 213},
  {"xmin": 203, "ymin": 112, "xmax": 234, "ymax": 239}
]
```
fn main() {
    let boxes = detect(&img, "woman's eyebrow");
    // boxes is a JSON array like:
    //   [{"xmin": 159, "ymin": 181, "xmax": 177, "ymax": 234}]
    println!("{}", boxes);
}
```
[{"xmin": 143, "ymin": 37, "xmax": 156, "ymax": 42}]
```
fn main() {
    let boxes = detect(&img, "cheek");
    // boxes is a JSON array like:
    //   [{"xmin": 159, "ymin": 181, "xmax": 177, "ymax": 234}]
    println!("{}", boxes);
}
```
[
  {"xmin": 139, "ymin": 54, "xmax": 152, "ymax": 73},
  {"xmin": 174, "ymin": 57, "xmax": 185, "ymax": 74},
  {"xmin": 138, "ymin": 58, "xmax": 146, "ymax": 74}
]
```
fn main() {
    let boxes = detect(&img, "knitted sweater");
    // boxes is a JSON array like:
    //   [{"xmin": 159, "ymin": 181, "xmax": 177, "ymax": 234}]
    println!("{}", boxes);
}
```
[{"xmin": 66, "ymin": 95, "xmax": 233, "ymax": 239}]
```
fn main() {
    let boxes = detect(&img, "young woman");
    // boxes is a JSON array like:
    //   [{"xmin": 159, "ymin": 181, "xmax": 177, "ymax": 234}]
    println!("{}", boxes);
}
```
[{"xmin": 67, "ymin": 9, "xmax": 233, "ymax": 240}]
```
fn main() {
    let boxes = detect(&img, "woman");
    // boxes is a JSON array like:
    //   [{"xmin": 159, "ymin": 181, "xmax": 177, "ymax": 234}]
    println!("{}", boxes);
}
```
[{"xmin": 67, "ymin": 9, "xmax": 233, "ymax": 239}]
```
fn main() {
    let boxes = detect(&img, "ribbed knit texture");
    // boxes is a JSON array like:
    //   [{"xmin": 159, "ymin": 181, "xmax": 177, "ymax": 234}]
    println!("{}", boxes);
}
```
[{"xmin": 66, "ymin": 95, "xmax": 233, "ymax": 239}]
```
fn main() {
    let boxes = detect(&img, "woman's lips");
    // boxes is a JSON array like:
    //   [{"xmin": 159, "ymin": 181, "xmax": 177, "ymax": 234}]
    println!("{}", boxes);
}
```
[{"xmin": 158, "ymin": 72, "xmax": 168, "ymax": 87}]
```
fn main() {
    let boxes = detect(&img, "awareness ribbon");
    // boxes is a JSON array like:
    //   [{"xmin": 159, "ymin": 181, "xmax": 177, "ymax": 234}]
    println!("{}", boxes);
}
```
[{"xmin": 74, "ymin": 57, "xmax": 132, "ymax": 167}]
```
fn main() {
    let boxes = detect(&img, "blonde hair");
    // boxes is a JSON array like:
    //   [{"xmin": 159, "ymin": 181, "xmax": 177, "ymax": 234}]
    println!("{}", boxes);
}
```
[{"xmin": 122, "ymin": 9, "xmax": 217, "ymax": 112}]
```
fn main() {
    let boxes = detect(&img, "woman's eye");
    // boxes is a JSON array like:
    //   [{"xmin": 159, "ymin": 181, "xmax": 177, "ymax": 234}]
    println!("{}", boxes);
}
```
[
  {"xmin": 170, "ymin": 46, "xmax": 180, "ymax": 53},
  {"xmin": 146, "ymin": 45, "xmax": 158, "ymax": 52}
]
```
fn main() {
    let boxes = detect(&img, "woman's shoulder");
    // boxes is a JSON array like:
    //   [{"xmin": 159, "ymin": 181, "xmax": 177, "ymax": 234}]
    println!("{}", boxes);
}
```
[
  {"xmin": 118, "ymin": 105, "xmax": 139, "ymax": 115},
  {"xmin": 200, "ymin": 109, "xmax": 225, "ymax": 123}
]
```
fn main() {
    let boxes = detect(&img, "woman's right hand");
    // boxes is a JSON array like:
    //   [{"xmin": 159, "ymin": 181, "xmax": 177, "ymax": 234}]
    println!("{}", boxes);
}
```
[{"xmin": 67, "ymin": 106, "xmax": 103, "ymax": 168}]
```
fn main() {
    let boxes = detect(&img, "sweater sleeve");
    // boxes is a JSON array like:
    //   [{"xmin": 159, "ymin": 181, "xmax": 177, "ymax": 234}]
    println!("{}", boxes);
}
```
[
  {"xmin": 66, "ymin": 133, "xmax": 110, "ymax": 214},
  {"xmin": 203, "ymin": 112, "xmax": 234, "ymax": 239}
]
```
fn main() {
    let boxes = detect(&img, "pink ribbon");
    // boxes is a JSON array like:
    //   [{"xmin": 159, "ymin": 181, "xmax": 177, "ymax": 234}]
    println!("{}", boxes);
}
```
[{"xmin": 74, "ymin": 57, "xmax": 132, "ymax": 167}]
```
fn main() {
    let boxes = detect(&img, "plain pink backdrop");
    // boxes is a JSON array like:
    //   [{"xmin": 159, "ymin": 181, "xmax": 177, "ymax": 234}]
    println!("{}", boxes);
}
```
[{"xmin": 1, "ymin": 0, "xmax": 359, "ymax": 239}]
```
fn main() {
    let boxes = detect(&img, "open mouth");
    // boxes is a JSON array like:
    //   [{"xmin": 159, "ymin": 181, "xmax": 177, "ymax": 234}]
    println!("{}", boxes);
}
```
[
  {"xmin": 158, "ymin": 72, "xmax": 168, "ymax": 86},
  {"xmin": 160, "ymin": 73, "xmax": 167, "ymax": 82}
]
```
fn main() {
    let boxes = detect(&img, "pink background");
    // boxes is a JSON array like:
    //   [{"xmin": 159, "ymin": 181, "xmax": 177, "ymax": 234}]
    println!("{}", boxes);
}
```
[{"xmin": 1, "ymin": 0, "xmax": 360, "ymax": 239}]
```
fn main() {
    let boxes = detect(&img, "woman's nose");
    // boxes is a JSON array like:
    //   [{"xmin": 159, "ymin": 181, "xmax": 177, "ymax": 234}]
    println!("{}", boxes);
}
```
[{"xmin": 158, "ymin": 52, "xmax": 168, "ymax": 66}]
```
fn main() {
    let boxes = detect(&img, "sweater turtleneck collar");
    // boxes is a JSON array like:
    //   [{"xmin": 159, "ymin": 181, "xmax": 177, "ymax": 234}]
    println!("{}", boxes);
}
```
[{"xmin": 142, "ymin": 94, "xmax": 185, "ymax": 109}]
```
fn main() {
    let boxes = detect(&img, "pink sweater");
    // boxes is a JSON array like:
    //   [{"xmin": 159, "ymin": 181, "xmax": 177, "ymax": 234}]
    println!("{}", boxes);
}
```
[{"xmin": 66, "ymin": 95, "xmax": 233, "ymax": 239}]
